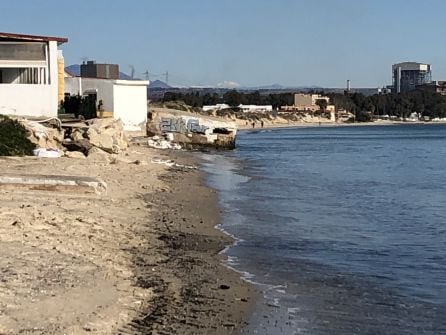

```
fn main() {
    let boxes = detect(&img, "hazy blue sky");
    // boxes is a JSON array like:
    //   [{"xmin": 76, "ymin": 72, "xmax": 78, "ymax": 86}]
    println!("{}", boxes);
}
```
[{"xmin": 2, "ymin": 0, "xmax": 446, "ymax": 87}]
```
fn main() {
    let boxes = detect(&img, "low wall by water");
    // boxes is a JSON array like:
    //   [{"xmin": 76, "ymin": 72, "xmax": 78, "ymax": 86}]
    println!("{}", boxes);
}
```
[{"xmin": 147, "ymin": 108, "xmax": 237, "ymax": 150}]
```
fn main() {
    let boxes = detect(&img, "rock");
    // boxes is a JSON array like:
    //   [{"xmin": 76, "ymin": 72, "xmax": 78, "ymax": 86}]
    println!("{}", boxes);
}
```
[
  {"xmin": 88, "ymin": 128, "xmax": 116, "ymax": 153},
  {"xmin": 87, "ymin": 147, "xmax": 110, "ymax": 161},
  {"xmin": 63, "ymin": 139, "xmax": 92, "ymax": 154},
  {"xmin": 71, "ymin": 130, "xmax": 85, "ymax": 142},
  {"xmin": 85, "ymin": 118, "xmax": 128, "ymax": 154},
  {"xmin": 19, "ymin": 119, "xmax": 64, "ymax": 150},
  {"xmin": 64, "ymin": 151, "xmax": 86, "ymax": 159}
]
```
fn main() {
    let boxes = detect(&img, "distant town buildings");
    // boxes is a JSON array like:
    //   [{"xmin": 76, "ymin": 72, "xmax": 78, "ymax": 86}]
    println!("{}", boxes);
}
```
[
  {"xmin": 293, "ymin": 93, "xmax": 335, "ymax": 112},
  {"xmin": 392, "ymin": 62, "xmax": 432, "ymax": 93}
]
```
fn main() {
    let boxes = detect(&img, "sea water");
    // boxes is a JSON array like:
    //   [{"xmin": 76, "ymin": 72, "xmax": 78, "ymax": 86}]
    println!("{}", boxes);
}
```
[{"xmin": 202, "ymin": 124, "xmax": 446, "ymax": 334}]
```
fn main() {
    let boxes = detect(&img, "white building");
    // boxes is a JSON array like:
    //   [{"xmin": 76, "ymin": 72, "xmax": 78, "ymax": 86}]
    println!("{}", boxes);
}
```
[
  {"xmin": 65, "ymin": 77, "xmax": 149, "ymax": 132},
  {"xmin": 202, "ymin": 104, "xmax": 273, "ymax": 113},
  {"xmin": 238, "ymin": 105, "xmax": 273, "ymax": 113},
  {"xmin": 202, "ymin": 104, "xmax": 230, "ymax": 112},
  {"xmin": 0, "ymin": 32, "xmax": 67, "ymax": 117}
]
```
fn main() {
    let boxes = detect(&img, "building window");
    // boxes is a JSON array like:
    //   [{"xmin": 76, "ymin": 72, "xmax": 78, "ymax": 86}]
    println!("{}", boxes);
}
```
[
  {"xmin": 0, "ymin": 42, "xmax": 46, "ymax": 61},
  {"xmin": 0, "ymin": 67, "xmax": 47, "ymax": 84}
]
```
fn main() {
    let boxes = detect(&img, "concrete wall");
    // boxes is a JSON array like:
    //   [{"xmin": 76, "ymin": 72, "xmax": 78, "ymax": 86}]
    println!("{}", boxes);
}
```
[
  {"xmin": 113, "ymin": 82, "xmax": 147, "ymax": 131},
  {"xmin": 148, "ymin": 108, "xmax": 237, "ymax": 149},
  {"xmin": 0, "ymin": 84, "xmax": 54, "ymax": 117}
]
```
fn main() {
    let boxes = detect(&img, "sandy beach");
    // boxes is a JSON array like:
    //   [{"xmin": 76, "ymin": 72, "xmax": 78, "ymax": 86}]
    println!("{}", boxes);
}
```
[{"xmin": 0, "ymin": 145, "xmax": 255, "ymax": 334}]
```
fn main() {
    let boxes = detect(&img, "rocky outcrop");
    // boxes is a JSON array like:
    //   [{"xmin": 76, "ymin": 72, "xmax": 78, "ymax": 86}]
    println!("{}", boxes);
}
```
[{"xmin": 147, "ymin": 108, "xmax": 237, "ymax": 150}]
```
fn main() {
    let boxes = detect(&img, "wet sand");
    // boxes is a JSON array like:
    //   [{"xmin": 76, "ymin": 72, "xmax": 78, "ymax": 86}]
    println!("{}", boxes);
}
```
[{"xmin": 0, "ymin": 146, "xmax": 256, "ymax": 334}]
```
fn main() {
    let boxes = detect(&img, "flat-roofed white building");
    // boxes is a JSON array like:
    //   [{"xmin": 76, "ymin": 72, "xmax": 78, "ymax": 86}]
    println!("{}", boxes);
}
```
[
  {"xmin": 238, "ymin": 105, "xmax": 273, "ymax": 113},
  {"xmin": 65, "ymin": 77, "xmax": 149, "ymax": 132},
  {"xmin": 0, "ymin": 32, "xmax": 67, "ymax": 117}
]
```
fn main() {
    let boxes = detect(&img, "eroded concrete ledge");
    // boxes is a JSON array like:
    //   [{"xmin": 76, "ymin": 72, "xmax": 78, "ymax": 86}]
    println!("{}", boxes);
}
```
[{"xmin": 0, "ymin": 174, "xmax": 107, "ymax": 195}]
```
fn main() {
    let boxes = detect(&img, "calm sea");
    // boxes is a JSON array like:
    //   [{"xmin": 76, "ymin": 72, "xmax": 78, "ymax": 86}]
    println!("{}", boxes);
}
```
[{"xmin": 202, "ymin": 124, "xmax": 446, "ymax": 335}]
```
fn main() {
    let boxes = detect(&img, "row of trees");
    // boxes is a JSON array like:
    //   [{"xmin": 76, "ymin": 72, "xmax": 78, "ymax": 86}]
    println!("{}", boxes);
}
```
[
  {"xmin": 163, "ymin": 89, "xmax": 446, "ymax": 119},
  {"xmin": 327, "ymin": 90, "xmax": 446, "ymax": 119},
  {"xmin": 163, "ymin": 91, "xmax": 293, "ymax": 109}
]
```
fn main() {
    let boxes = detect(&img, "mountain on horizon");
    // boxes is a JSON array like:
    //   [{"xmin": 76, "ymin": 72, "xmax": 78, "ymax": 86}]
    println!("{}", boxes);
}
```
[
  {"xmin": 149, "ymin": 79, "xmax": 171, "ymax": 89},
  {"xmin": 64, "ymin": 64, "xmax": 137, "ymax": 80}
]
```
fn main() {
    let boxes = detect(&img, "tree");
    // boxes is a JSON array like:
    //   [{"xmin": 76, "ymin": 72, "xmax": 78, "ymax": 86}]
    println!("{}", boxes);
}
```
[
  {"xmin": 223, "ymin": 90, "xmax": 243, "ymax": 107},
  {"xmin": 315, "ymin": 99, "xmax": 328, "ymax": 111}
]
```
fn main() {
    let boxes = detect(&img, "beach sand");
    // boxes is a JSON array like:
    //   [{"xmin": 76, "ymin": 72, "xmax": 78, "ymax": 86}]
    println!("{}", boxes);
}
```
[{"xmin": 0, "ymin": 146, "xmax": 256, "ymax": 334}]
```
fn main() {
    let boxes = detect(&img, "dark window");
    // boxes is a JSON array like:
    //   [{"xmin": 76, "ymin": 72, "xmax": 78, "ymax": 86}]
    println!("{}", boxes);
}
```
[{"xmin": 0, "ymin": 42, "xmax": 46, "ymax": 61}]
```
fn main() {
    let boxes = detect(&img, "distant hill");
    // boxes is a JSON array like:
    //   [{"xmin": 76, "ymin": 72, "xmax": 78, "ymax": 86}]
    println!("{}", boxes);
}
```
[
  {"xmin": 64, "ymin": 64, "xmax": 138, "ymax": 80},
  {"xmin": 149, "ymin": 80, "xmax": 171, "ymax": 89}
]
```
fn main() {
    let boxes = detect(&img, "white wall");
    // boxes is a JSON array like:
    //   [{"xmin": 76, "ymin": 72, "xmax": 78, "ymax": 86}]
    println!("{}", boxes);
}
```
[
  {"xmin": 113, "ymin": 82, "xmax": 147, "ymax": 131},
  {"xmin": 0, "ymin": 84, "xmax": 55, "ymax": 117}
]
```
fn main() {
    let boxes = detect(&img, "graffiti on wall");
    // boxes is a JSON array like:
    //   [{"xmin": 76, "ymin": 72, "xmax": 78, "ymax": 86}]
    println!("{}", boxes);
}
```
[
  {"xmin": 159, "ymin": 117, "xmax": 186, "ymax": 133},
  {"xmin": 186, "ymin": 119, "xmax": 209, "ymax": 133},
  {"xmin": 159, "ymin": 117, "xmax": 209, "ymax": 134}
]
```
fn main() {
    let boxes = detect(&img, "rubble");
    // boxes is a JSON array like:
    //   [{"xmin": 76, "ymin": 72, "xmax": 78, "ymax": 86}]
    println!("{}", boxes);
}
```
[
  {"xmin": 148, "ymin": 135, "xmax": 182, "ymax": 150},
  {"xmin": 61, "ymin": 118, "xmax": 129, "ymax": 158},
  {"xmin": 19, "ymin": 118, "xmax": 64, "ymax": 151},
  {"xmin": 86, "ymin": 118, "xmax": 128, "ymax": 154},
  {"xmin": 32, "ymin": 148, "xmax": 61, "ymax": 158}
]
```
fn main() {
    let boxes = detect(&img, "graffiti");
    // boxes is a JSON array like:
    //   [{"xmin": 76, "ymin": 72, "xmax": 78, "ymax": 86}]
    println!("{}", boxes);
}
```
[
  {"xmin": 159, "ymin": 117, "xmax": 209, "ymax": 134},
  {"xmin": 159, "ymin": 117, "xmax": 186, "ymax": 133},
  {"xmin": 186, "ymin": 118, "xmax": 209, "ymax": 133}
]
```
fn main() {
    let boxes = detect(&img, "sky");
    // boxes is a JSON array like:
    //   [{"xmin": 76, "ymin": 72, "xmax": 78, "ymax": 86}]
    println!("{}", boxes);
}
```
[{"xmin": 3, "ymin": 0, "xmax": 446, "ymax": 88}]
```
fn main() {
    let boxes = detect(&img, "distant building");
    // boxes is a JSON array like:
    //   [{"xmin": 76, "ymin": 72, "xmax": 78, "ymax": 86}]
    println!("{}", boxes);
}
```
[
  {"xmin": 80, "ymin": 60, "xmax": 119, "ymax": 80},
  {"xmin": 202, "ymin": 104, "xmax": 230, "ymax": 112},
  {"xmin": 238, "ymin": 105, "xmax": 273, "ymax": 113},
  {"xmin": 0, "ymin": 31, "xmax": 67, "ymax": 117},
  {"xmin": 202, "ymin": 104, "xmax": 272, "ymax": 113},
  {"xmin": 416, "ymin": 80, "xmax": 446, "ymax": 96},
  {"xmin": 293, "ymin": 93, "xmax": 334, "ymax": 112},
  {"xmin": 392, "ymin": 62, "xmax": 432, "ymax": 93}
]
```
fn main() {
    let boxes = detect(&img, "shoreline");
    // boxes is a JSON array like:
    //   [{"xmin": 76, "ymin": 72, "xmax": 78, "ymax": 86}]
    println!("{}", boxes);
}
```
[
  {"xmin": 0, "ymin": 146, "xmax": 256, "ymax": 334},
  {"xmin": 126, "ymin": 150, "xmax": 257, "ymax": 334},
  {"xmin": 237, "ymin": 119, "xmax": 446, "ymax": 131}
]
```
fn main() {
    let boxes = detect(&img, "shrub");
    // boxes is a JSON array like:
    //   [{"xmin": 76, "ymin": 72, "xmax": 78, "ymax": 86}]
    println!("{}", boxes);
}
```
[{"xmin": 0, "ymin": 115, "xmax": 36, "ymax": 156}]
